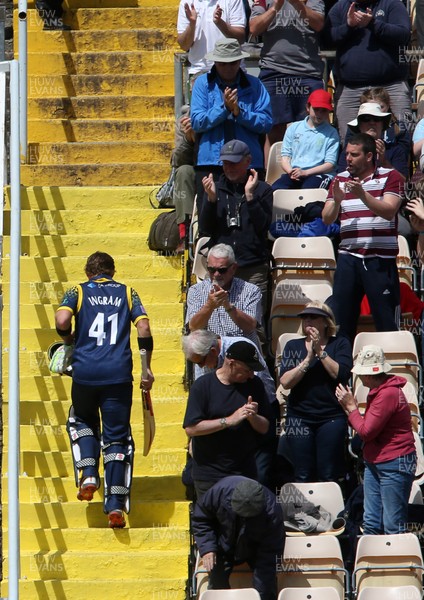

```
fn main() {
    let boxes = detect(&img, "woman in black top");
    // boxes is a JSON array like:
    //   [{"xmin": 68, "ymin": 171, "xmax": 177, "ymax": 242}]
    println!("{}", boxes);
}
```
[{"xmin": 279, "ymin": 301, "xmax": 352, "ymax": 482}]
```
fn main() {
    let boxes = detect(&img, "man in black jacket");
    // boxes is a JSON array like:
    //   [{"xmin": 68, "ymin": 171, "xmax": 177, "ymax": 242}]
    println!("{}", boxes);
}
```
[
  {"xmin": 200, "ymin": 139, "xmax": 273, "ymax": 315},
  {"xmin": 192, "ymin": 475, "xmax": 285, "ymax": 600}
]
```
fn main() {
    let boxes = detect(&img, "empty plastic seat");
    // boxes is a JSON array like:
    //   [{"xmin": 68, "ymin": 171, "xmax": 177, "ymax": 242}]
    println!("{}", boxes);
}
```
[
  {"xmin": 191, "ymin": 236, "xmax": 210, "ymax": 282},
  {"xmin": 353, "ymin": 533, "xmax": 424, "ymax": 596},
  {"xmin": 266, "ymin": 141, "xmax": 284, "ymax": 184},
  {"xmin": 271, "ymin": 236, "xmax": 336, "ymax": 289},
  {"xmin": 200, "ymin": 589, "xmax": 261, "ymax": 599},
  {"xmin": 278, "ymin": 587, "xmax": 340, "ymax": 600},
  {"xmin": 270, "ymin": 188, "xmax": 328, "ymax": 239},
  {"xmin": 357, "ymin": 587, "xmax": 423, "ymax": 600},
  {"xmin": 278, "ymin": 535, "xmax": 347, "ymax": 600}
]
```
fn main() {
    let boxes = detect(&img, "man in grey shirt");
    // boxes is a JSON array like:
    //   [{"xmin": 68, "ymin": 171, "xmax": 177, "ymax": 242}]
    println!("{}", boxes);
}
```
[{"xmin": 250, "ymin": 0, "xmax": 325, "ymax": 164}]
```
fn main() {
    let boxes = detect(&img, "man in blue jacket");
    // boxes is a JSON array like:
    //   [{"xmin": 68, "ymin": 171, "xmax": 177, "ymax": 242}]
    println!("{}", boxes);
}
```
[
  {"xmin": 190, "ymin": 38, "xmax": 272, "ymax": 202},
  {"xmin": 324, "ymin": 0, "xmax": 411, "ymax": 140},
  {"xmin": 192, "ymin": 476, "xmax": 285, "ymax": 600}
]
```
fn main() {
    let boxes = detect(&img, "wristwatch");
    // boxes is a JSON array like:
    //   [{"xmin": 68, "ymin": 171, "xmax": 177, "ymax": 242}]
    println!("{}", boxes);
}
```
[
  {"xmin": 317, "ymin": 351, "xmax": 328, "ymax": 360},
  {"xmin": 225, "ymin": 304, "xmax": 236, "ymax": 313},
  {"xmin": 220, "ymin": 417, "xmax": 228, "ymax": 428}
]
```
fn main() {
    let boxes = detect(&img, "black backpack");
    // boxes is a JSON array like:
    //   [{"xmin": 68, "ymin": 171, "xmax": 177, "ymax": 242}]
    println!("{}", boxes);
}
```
[{"xmin": 147, "ymin": 210, "xmax": 179, "ymax": 252}]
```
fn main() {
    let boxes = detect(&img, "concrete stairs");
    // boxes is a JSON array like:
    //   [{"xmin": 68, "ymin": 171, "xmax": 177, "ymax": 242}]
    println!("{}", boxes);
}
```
[
  {"xmin": 0, "ymin": 186, "xmax": 190, "ymax": 599},
  {"xmin": 17, "ymin": 0, "xmax": 179, "ymax": 186}
]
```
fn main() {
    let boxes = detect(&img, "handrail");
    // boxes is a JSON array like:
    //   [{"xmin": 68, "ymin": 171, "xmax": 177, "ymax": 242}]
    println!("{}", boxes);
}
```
[
  {"xmin": 18, "ymin": 0, "xmax": 27, "ymax": 163},
  {"xmin": 0, "ymin": 57, "xmax": 21, "ymax": 600}
]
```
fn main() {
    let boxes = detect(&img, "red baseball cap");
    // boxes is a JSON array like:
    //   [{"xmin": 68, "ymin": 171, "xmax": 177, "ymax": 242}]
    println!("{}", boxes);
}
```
[{"xmin": 308, "ymin": 89, "xmax": 333, "ymax": 111}]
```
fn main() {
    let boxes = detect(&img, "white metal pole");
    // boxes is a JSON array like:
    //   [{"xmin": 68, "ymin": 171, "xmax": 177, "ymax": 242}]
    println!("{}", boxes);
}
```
[
  {"xmin": 8, "ymin": 58, "xmax": 21, "ymax": 600},
  {"xmin": 18, "ymin": 0, "xmax": 27, "ymax": 163}
]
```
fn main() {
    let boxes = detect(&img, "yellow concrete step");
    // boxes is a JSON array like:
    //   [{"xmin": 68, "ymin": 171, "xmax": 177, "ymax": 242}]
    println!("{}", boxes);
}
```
[
  {"xmin": 28, "ymin": 75, "xmax": 174, "ymax": 98},
  {"xmin": 20, "ymin": 0, "xmax": 176, "ymax": 6},
  {"xmin": 4, "ymin": 255, "xmax": 182, "ymax": 281},
  {"xmin": 23, "ymin": 29, "xmax": 178, "ymax": 53},
  {"xmin": 18, "ymin": 448, "xmax": 187, "ymax": 478},
  {"xmin": 5, "ymin": 475, "xmax": 187, "ymax": 503},
  {"xmin": 11, "ymin": 549, "xmax": 188, "ymax": 581},
  {"xmin": 6, "ymin": 423, "xmax": 187, "ymax": 450},
  {"xmin": 3, "ymin": 232, "xmax": 182, "ymax": 258},
  {"xmin": 11, "ymin": 279, "xmax": 183, "ymax": 306},
  {"xmin": 8, "ymin": 394, "xmax": 187, "ymax": 421},
  {"xmin": 20, "ymin": 163, "xmax": 170, "ymax": 186},
  {"xmin": 28, "ymin": 117, "xmax": 174, "ymax": 142},
  {"xmin": 19, "ymin": 7, "xmax": 178, "ymax": 31},
  {"xmin": 4, "ymin": 496, "xmax": 189, "ymax": 528},
  {"xmin": 3, "ymin": 350, "xmax": 185, "ymax": 378},
  {"xmin": 15, "ymin": 525, "xmax": 189, "ymax": 552},
  {"xmin": 10, "ymin": 579, "xmax": 187, "ymax": 600},
  {"xmin": 4, "ymin": 208, "xmax": 174, "ymax": 235},
  {"xmin": 28, "ymin": 50, "xmax": 176, "ymax": 75},
  {"xmin": 3, "ymin": 331, "xmax": 181, "ymax": 355},
  {"xmin": 27, "ymin": 141, "xmax": 173, "ymax": 164},
  {"xmin": 7, "ymin": 185, "xmax": 159, "ymax": 210}
]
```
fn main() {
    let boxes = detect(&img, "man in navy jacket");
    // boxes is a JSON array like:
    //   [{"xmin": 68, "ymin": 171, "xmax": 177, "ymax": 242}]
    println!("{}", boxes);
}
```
[
  {"xmin": 324, "ymin": 0, "xmax": 411, "ymax": 140},
  {"xmin": 192, "ymin": 476, "xmax": 285, "ymax": 600}
]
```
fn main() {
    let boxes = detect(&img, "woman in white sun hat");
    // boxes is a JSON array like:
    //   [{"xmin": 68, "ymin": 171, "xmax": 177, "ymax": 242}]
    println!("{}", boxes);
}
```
[{"xmin": 336, "ymin": 345, "xmax": 416, "ymax": 535}]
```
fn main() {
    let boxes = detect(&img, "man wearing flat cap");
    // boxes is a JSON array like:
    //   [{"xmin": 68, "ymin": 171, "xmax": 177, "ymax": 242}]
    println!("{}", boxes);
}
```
[
  {"xmin": 183, "ymin": 340, "xmax": 271, "ymax": 498},
  {"xmin": 192, "ymin": 475, "xmax": 285, "ymax": 600},
  {"xmin": 199, "ymin": 138, "xmax": 273, "ymax": 314},
  {"xmin": 190, "ymin": 38, "xmax": 272, "ymax": 204}
]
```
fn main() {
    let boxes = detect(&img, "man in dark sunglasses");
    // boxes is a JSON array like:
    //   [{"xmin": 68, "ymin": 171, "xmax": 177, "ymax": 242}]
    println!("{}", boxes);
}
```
[{"xmin": 185, "ymin": 243, "xmax": 262, "ymax": 350}]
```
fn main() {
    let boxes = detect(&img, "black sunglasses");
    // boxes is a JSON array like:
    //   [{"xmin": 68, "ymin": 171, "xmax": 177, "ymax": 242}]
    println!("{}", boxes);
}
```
[
  {"xmin": 300, "ymin": 314, "xmax": 321, "ymax": 320},
  {"xmin": 207, "ymin": 266, "xmax": 231, "ymax": 274},
  {"xmin": 359, "ymin": 115, "xmax": 384, "ymax": 123}
]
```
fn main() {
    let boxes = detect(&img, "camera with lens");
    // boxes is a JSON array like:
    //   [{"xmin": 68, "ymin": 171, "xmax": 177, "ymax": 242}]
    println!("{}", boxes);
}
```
[{"xmin": 226, "ymin": 214, "xmax": 241, "ymax": 228}]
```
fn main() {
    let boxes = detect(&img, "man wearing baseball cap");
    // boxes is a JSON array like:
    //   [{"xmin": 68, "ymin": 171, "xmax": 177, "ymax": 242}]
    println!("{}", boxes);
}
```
[
  {"xmin": 272, "ymin": 89, "xmax": 340, "ymax": 191},
  {"xmin": 190, "ymin": 38, "xmax": 272, "ymax": 204},
  {"xmin": 183, "ymin": 340, "xmax": 270, "ymax": 498},
  {"xmin": 199, "ymin": 138, "xmax": 273, "ymax": 314}
]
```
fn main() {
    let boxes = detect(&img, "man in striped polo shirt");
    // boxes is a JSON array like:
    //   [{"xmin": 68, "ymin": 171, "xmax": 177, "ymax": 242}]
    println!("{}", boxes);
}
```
[{"xmin": 322, "ymin": 132, "xmax": 404, "ymax": 342}]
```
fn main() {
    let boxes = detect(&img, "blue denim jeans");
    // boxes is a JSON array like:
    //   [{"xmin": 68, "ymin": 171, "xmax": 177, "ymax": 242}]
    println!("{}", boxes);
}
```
[{"xmin": 363, "ymin": 452, "xmax": 417, "ymax": 534}]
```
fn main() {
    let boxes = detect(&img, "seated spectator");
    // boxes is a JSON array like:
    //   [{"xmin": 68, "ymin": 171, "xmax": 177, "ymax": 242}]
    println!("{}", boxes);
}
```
[
  {"xmin": 183, "ymin": 340, "xmax": 271, "ymax": 497},
  {"xmin": 172, "ymin": 107, "xmax": 196, "ymax": 253},
  {"xmin": 177, "ymin": 0, "xmax": 246, "ymax": 78},
  {"xmin": 279, "ymin": 301, "xmax": 352, "ymax": 482},
  {"xmin": 272, "ymin": 89, "xmax": 340, "ymax": 191},
  {"xmin": 182, "ymin": 329, "xmax": 280, "ymax": 489},
  {"xmin": 185, "ymin": 243, "xmax": 263, "ymax": 349},
  {"xmin": 412, "ymin": 104, "xmax": 424, "ymax": 172},
  {"xmin": 338, "ymin": 102, "xmax": 410, "ymax": 179},
  {"xmin": 199, "ymin": 139, "xmax": 273, "ymax": 313},
  {"xmin": 190, "ymin": 38, "xmax": 273, "ymax": 203},
  {"xmin": 192, "ymin": 476, "xmax": 285, "ymax": 600}
]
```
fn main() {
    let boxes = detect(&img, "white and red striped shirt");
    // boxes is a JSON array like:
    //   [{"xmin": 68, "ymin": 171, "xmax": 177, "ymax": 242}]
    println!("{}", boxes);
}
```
[{"xmin": 327, "ymin": 168, "xmax": 404, "ymax": 258}]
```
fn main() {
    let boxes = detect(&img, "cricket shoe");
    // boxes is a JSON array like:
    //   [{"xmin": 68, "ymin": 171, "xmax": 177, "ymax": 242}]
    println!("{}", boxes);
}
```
[
  {"xmin": 77, "ymin": 476, "xmax": 99, "ymax": 502},
  {"xmin": 108, "ymin": 509, "xmax": 126, "ymax": 529}
]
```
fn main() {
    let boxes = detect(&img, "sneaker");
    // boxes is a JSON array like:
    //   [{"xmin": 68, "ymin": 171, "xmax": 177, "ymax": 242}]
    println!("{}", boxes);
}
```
[
  {"xmin": 108, "ymin": 509, "xmax": 126, "ymax": 529},
  {"xmin": 43, "ymin": 18, "xmax": 71, "ymax": 30},
  {"xmin": 77, "ymin": 476, "xmax": 98, "ymax": 502}
]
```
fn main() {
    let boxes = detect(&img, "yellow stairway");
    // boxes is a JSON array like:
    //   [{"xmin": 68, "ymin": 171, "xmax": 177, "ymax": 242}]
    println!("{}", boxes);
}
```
[
  {"xmin": 1, "ymin": 186, "xmax": 189, "ymax": 598},
  {"xmin": 19, "ymin": 0, "xmax": 179, "ymax": 186}
]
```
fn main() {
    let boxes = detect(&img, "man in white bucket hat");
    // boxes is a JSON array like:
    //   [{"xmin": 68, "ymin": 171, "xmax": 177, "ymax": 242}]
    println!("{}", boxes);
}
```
[{"xmin": 336, "ymin": 345, "xmax": 416, "ymax": 534}]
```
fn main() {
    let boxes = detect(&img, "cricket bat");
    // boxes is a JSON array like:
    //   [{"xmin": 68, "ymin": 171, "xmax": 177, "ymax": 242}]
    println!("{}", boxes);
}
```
[{"xmin": 140, "ymin": 349, "xmax": 155, "ymax": 456}]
